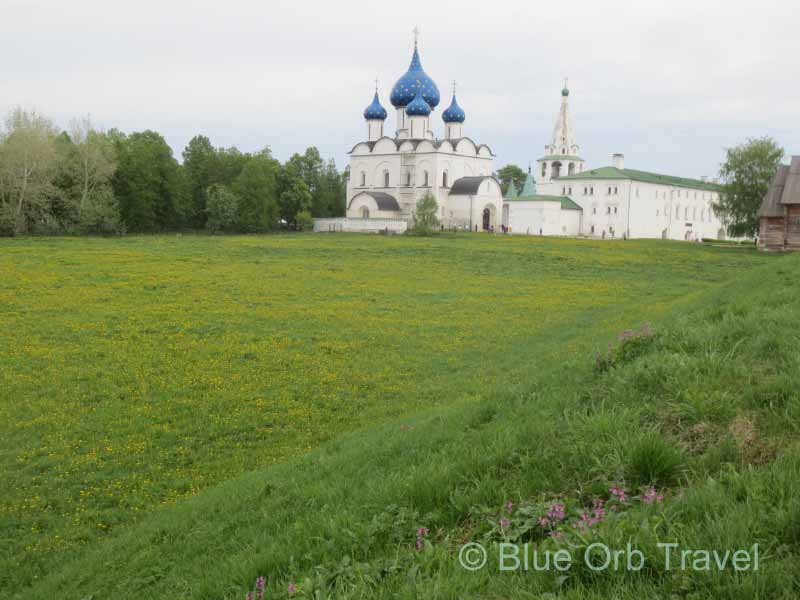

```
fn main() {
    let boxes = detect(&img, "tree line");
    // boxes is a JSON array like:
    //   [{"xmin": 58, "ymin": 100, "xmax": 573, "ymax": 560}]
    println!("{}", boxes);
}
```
[{"xmin": 0, "ymin": 108, "xmax": 346, "ymax": 236}]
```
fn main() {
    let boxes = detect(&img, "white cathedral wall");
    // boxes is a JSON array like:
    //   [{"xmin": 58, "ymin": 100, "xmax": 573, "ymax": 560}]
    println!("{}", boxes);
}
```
[{"xmin": 348, "ymin": 145, "xmax": 494, "ymax": 224}]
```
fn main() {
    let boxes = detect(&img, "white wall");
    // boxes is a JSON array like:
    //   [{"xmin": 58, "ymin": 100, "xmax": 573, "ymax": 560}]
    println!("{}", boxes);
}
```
[
  {"xmin": 539, "ymin": 178, "xmax": 724, "ymax": 240},
  {"xmin": 504, "ymin": 201, "xmax": 581, "ymax": 236},
  {"xmin": 313, "ymin": 218, "xmax": 408, "ymax": 234}
]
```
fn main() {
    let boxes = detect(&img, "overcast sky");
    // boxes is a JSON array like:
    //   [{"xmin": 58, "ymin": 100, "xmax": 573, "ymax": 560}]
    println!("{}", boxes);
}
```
[{"xmin": 2, "ymin": 0, "xmax": 798, "ymax": 178}]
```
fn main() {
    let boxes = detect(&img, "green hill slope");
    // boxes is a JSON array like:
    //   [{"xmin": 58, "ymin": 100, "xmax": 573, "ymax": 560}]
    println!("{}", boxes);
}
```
[{"xmin": 3, "ymin": 236, "xmax": 797, "ymax": 599}]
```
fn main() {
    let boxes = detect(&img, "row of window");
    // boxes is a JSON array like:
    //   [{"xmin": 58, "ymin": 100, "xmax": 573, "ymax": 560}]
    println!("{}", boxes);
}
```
[
  {"xmin": 655, "ymin": 205, "xmax": 715, "ymax": 223},
  {"xmin": 591, "ymin": 205, "xmax": 619, "ymax": 215},
  {"xmin": 357, "ymin": 170, "xmax": 449, "ymax": 188}
]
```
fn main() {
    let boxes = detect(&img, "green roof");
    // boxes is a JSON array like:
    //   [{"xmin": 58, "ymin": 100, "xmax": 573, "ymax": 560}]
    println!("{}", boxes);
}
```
[
  {"xmin": 505, "ymin": 194, "xmax": 582, "ymax": 211},
  {"xmin": 505, "ymin": 180, "xmax": 518, "ymax": 199},
  {"xmin": 538, "ymin": 155, "xmax": 583, "ymax": 162},
  {"xmin": 555, "ymin": 166, "xmax": 721, "ymax": 192},
  {"xmin": 520, "ymin": 172, "xmax": 536, "ymax": 196}
]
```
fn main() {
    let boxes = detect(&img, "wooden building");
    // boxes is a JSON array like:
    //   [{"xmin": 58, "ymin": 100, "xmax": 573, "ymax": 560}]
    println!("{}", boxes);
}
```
[{"xmin": 758, "ymin": 156, "xmax": 800, "ymax": 251}]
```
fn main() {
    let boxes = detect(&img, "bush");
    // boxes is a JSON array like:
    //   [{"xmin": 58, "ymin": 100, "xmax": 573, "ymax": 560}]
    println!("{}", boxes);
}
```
[
  {"xmin": 295, "ymin": 209, "xmax": 313, "ymax": 232},
  {"xmin": 410, "ymin": 192, "xmax": 439, "ymax": 235}
]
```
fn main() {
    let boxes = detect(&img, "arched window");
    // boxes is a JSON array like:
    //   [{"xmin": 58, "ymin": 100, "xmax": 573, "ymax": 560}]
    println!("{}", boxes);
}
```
[
  {"xmin": 552, "ymin": 162, "xmax": 562, "ymax": 178},
  {"xmin": 360, "ymin": 171, "xmax": 366, "ymax": 186},
  {"xmin": 701, "ymin": 209, "xmax": 705, "ymax": 221},
  {"xmin": 423, "ymin": 171, "xmax": 429, "ymax": 186},
  {"xmin": 693, "ymin": 207, "xmax": 697, "ymax": 220},
  {"xmin": 684, "ymin": 207, "xmax": 689, "ymax": 220},
  {"xmin": 361, "ymin": 207, "xmax": 369, "ymax": 219},
  {"xmin": 568, "ymin": 163, "xmax": 575, "ymax": 175},
  {"xmin": 405, "ymin": 172, "xmax": 411, "ymax": 186},
  {"xmin": 675, "ymin": 205, "xmax": 680, "ymax": 219},
  {"xmin": 383, "ymin": 170, "xmax": 389, "ymax": 187},
  {"xmin": 442, "ymin": 171, "xmax": 448, "ymax": 187},
  {"xmin": 541, "ymin": 163, "xmax": 547, "ymax": 177},
  {"xmin": 561, "ymin": 147, "xmax": 566, "ymax": 154}
]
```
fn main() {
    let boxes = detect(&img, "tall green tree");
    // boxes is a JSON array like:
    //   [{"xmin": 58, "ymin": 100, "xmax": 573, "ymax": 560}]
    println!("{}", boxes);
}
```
[
  {"xmin": 232, "ymin": 149, "xmax": 280, "ymax": 232},
  {"xmin": 205, "ymin": 184, "xmax": 239, "ymax": 233},
  {"xmin": 496, "ymin": 164, "xmax": 526, "ymax": 196},
  {"xmin": 112, "ymin": 130, "xmax": 189, "ymax": 231},
  {"xmin": 60, "ymin": 116, "xmax": 121, "ymax": 233},
  {"xmin": 278, "ymin": 176, "xmax": 313, "ymax": 228},
  {"xmin": 0, "ymin": 108, "xmax": 59, "ymax": 234},
  {"xmin": 182, "ymin": 135, "xmax": 221, "ymax": 228},
  {"xmin": 716, "ymin": 137, "xmax": 784, "ymax": 237},
  {"xmin": 317, "ymin": 159, "xmax": 346, "ymax": 217}
]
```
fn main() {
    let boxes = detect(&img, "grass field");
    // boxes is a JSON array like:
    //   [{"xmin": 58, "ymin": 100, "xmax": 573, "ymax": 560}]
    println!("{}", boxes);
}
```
[{"xmin": 1, "ymin": 234, "xmax": 797, "ymax": 599}]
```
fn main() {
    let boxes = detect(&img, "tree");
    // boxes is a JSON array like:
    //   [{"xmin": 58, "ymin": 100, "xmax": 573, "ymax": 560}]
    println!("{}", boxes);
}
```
[
  {"xmin": 0, "ymin": 108, "xmax": 59, "ymax": 234},
  {"xmin": 497, "ymin": 164, "xmax": 526, "ymax": 196},
  {"xmin": 716, "ymin": 137, "xmax": 784, "ymax": 238},
  {"xmin": 205, "ymin": 184, "xmax": 239, "ymax": 233},
  {"xmin": 57, "ymin": 116, "xmax": 121, "ymax": 233},
  {"xmin": 411, "ymin": 192, "xmax": 439, "ymax": 234},
  {"xmin": 278, "ymin": 177, "xmax": 313, "ymax": 228},
  {"xmin": 295, "ymin": 209, "xmax": 313, "ymax": 231},
  {"xmin": 112, "ymin": 130, "xmax": 189, "ymax": 231},
  {"xmin": 183, "ymin": 135, "xmax": 222, "ymax": 227},
  {"xmin": 232, "ymin": 149, "xmax": 280, "ymax": 232},
  {"xmin": 317, "ymin": 159, "xmax": 346, "ymax": 217}
]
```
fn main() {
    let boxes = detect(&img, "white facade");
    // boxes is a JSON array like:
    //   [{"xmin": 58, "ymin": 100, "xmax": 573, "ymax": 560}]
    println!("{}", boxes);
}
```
[
  {"xmin": 503, "ymin": 199, "xmax": 582, "ymax": 236},
  {"xmin": 539, "ymin": 164, "xmax": 725, "ymax": 240},
  {"xmin": 347, "ymin": 137, "xmax": 500, "ymax": 228},
  {"xmin": 522, "ymin": 85, "xmax": 726, "ymax": 241}
]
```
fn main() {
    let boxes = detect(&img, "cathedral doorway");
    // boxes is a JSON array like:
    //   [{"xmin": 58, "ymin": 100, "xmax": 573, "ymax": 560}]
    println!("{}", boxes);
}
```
[{"xmin": 481, "ymin": 205, "xmax": 496, "ymax": 231}]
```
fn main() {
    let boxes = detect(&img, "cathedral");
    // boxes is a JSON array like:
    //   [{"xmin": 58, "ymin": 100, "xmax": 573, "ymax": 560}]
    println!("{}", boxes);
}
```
[
  {"xmin": 323, "ymin": 35, "xmax": 728, "ymax": 241},
  {"xmin": 342, "ymin": 35, "xmax": 504, "ymax": 232}
]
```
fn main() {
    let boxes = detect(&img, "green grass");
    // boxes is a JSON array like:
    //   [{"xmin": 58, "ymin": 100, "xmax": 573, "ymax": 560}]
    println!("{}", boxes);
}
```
[{"xmin": 1, "ymin": 233, "xmax": 797, "ymax": 599}]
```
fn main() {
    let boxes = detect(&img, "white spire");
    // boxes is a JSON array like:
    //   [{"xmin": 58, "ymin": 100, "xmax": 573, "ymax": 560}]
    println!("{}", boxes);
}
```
[{"xmin": 548, "ymin": 78, "xmax": 577, "ymax": 156}]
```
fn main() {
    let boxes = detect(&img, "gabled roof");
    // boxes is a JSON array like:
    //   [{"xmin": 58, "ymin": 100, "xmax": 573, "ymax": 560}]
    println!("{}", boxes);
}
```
[
  {"xmin": 448, "ymin": 176, "xmax": 499, "ymax": 196},
  {"xmin": 759, "ymin": 165, "xmax": 789, "ymax": 217},
  {"xmin": 782, "ymin": 156, "xmax": 800, "ymax": 205},
  {"xmin": 505, "ymin": 194, "xmax": 582, "ymax": 211},
  {"xmin": 347, "ymin": 192, "xmax": 401, "ymax": 212},
  {"xmin": 556, "ymin": 166, "xmax": 721, "ymax": 192},
  {"xmin": 759, "ymin": 157, "xmax": 800, "ymax": 217}
]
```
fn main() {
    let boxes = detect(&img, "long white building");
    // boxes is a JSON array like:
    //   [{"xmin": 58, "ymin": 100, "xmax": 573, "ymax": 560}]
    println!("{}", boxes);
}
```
[{"xmin": 505, "ymin": 84, "xmax": 727, "ymax": 241}]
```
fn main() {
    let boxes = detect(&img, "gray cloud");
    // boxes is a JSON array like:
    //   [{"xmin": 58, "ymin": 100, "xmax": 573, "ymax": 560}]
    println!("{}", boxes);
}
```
[{"xmin": 2, "ymin": 0, "xmax": 797, "ymax": 177}]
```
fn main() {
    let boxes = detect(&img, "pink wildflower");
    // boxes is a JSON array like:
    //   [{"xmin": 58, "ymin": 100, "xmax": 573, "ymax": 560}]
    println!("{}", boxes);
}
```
[
  {"xmin": 415, "ymin": 526, "xmax": 429, "ymax": 551},
  {"xmin": 288, "ymin": 581, "xmax": 297, "ymax": 595},
  {"xmin": 499, "ymin": 518, "xmax": 510, "ymax": 528}
]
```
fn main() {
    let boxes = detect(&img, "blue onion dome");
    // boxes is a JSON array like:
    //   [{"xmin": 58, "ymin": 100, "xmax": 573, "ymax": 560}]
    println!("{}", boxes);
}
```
[
  {"xmin": 442, "ymin": 93, "xmax": 465, "ymax": 123},
  {"xmin": 405, "ymin": 88, "xmax": 431, "ymax": 116},
  {"xmin": 363, "ymin": 91, "xmax": 387, "ymax": 120},
  {"xmin": 390, "ymin": 45, "xmax": 440, "ymax": 109}
]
